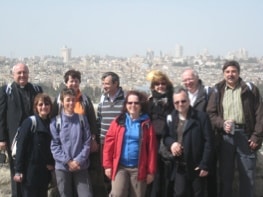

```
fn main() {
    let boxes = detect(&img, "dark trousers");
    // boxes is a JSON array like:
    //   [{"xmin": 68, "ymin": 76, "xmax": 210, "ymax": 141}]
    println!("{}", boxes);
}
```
[
  {"xmin": 206, "ymin": 153, "xmax": 218, "ymax": 197},
  {"xmin": 22, "ymin": 184, "xmax": 48, "ymax": 197},
  {"xmin": 146, "ymin": 156, "xmax": 173, "ymax": 197},
  {"xmin": 219, "ymin": 129, "xmax": 256, "ymax": 197},
  {"xmin": 89, "ymin": 150, "xmax": 108, "ymax": 197},
  {"xmin": 100, "ymin": 143, "xmax": 111, "ymax": 194},
  {"xmin": 173, "ymin": 165, "xmax": 205, "ymax": 197},
  {"xmin": 8, "ymin": 149, "xmax": 22, "ymax": 197}
]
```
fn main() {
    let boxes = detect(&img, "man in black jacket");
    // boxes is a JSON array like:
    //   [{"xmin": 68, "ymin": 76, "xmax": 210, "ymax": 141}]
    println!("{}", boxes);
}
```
[
  {"xmin": 164, "ymin": 87, "xmax": 214, "ymax": 197},
  {"xmin": 181, "ymin": 68, "xmax": 217, "ymax": 197},
  {"xmin": 0, "ymin": 63, "xmax": 42, "ymax": 197}
]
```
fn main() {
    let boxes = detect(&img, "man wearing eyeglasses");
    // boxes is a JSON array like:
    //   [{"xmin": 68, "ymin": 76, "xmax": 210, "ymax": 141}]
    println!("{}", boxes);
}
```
[
  {"xmin": 164, "ymin": 87, "xmax": 214, "ymax": 197},
  {"xmin": 0, "ymin": 63, "xmax": 42, "ymax": 197},
  {"xmin": 207, "ymin": 60, "xmax": 263, "ymax": 197},
  {"xmin": 181, "ymin": 68, "xmax": 217, "ymax": 197}
]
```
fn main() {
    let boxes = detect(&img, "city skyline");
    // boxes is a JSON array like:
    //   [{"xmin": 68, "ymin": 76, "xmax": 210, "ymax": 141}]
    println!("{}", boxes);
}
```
[{"xmin": 1, "ymin": 1, "xmax": 263, "ymax": 58}]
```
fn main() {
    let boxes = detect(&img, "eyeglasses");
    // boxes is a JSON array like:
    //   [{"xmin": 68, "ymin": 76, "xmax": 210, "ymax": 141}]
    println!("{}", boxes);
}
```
[
  {"xmin": 154, "ymin": 82, "xmax": 166, "ymax": 86},
  {"xmin": 174, "ymin": 100, "xmax": 187, "ymax": 105},
  {"xmin": 38, "ymin": 103, "xmax": 50, "ymax": 107},
  {"xmin": 182, "ymin": 78, "xmax": 194, "ymax": 83},
  {"xmin": 127, "ymin": 102, "xmax": 140, "ymax": 105}
]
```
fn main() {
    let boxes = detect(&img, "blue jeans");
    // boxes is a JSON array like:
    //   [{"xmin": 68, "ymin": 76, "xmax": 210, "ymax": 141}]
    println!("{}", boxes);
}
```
[{"xmin": 219, "ymin": 129, "xmax": 256, "ymax": 197}]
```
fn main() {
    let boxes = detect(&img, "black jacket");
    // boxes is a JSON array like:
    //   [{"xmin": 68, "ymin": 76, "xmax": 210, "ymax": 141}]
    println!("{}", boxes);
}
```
[
  {"xmin": 0, "ymin": 82, "xmax": 42, "ymax": 146},
  {"xmin": 164, "ymin": 107, "xmax": 215, "ymax": 178},
  {"xmin": 148, "ymin": 86, "xmax": 174, "ymax": 139},
  {"xmin": 191, "ymin": 80, "xmax": 211, "ymax": 112},
  {"xmin": 15, "ymin": 115, "xmax": 54, "ymax": 186}
]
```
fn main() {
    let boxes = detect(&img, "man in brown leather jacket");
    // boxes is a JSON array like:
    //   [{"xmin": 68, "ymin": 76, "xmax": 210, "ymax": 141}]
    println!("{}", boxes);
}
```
[{"xmin": 207, "ymin": 60, "xmax": 263, "ymax": 197}]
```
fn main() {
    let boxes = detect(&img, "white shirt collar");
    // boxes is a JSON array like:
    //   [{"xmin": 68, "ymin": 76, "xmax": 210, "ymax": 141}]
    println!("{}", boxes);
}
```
[{"xmin": 188, "ymin": 89, "xmax": 199, "ymax": 106}]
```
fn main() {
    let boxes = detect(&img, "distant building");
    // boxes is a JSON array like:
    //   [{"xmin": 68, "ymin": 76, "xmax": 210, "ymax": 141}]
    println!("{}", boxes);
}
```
[
  {"xmin": 146, "ymin": 49, "xmax": 154, "ymax": 62},
  {"xmin": 175, "ymin": 44, "xmax": 183, "ymax": 58},
  {"xmin": 238, "ymin": 48, "xmax": 248, "ymax": 60},
  {"xmin": 61, "ymin": 46, "xmax": 71, "ymax": 63}
]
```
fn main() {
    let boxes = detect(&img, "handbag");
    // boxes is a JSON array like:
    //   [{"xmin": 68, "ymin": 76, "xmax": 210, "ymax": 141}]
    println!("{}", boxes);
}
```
[{"xmin": 158, "ymin": 138, "xmax": 174, "ymax": 161}]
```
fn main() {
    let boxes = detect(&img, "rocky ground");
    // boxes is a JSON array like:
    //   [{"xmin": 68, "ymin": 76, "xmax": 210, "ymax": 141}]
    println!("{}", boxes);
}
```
[{"xmin": 1, "ymin": 150, "xmax": 263, "ymax": 197}]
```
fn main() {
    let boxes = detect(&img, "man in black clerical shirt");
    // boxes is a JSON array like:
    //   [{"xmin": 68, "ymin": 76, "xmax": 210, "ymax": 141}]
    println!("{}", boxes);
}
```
[{"xmin": 0, "ymin": 63, "xmax": 42, "ymax": 197}]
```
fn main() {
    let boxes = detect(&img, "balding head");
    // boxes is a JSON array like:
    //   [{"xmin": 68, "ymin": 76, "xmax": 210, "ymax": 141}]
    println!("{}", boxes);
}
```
[
  {"xmin": 12, "ymin": 63, "xmax": 29, "ymax": 86},
  {"xmin": 181, "ymin": 68, "xmax": 199, "ymax": 93}
]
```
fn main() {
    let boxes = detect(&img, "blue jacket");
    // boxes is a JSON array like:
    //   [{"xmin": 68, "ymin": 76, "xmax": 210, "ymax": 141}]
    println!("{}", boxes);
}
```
[{"xmin": 50, "ymin": 112, "xmax": 91, "ymax": 171}]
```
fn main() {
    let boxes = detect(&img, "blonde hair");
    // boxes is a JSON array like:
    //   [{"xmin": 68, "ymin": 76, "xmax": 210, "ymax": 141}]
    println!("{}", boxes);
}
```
[{"xmin": 146, "ymin": 70, "xmax": 173, "ymax": 90}]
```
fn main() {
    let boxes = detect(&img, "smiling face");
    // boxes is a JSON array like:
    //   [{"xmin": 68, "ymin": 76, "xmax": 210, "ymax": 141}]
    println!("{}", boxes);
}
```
[
  {"xmin": 62, "ymin": 95, "xmax": 76, "ymax": 115},
  {"xmin": 102, "ymin": 75, "xmax": 118, "ymax": 96},
  {"xmin": 65, "ymin": 76, "xmax": 80, "ymax": 92},
  {"xmin": 181, "ymin": 69, "xmax": 199, "ymax": 93},
  {"xmin": 36, "ymin": 99, "xmax": 51, "ymax": 119},
  {"xmin": 126, "ymin": 94, "xmax": 141, "ymax": 119},
  {"xmin": 173, "ymin": 91, "xmax": 190, "ymax": 117},
  {"xmin": 13, "ymin": 63, "xmax": 29, "ymax": 86},
  {"xmin": 223, "ymin": 66, "xmax": 240, "ymax": 88},
  {"xmin": 153, "ymin": 80, "xmax": 167, "ymax": 94}
]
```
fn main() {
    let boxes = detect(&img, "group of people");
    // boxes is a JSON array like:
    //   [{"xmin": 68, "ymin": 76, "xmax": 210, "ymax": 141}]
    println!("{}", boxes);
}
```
[{"xmin": 0, "ymin": 60, "xmax": 262, "ymax": 197}]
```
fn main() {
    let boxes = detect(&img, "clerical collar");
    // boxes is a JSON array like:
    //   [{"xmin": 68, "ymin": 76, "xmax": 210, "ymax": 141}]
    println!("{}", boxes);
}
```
[{"xmin": 15, "ymin": 83, "xmax": 26, "ymax": 89}]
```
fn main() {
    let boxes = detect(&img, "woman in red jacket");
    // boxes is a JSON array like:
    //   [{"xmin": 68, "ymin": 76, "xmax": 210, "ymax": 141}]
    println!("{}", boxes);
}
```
[{"xmin": 103, "ymin": 90, "xmax": 157, "ymax": 197}]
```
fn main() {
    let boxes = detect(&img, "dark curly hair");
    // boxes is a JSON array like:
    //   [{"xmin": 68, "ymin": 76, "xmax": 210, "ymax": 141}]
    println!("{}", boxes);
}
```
[{"xmin": 121, "ymin": 90, "xmax": 148, "ymax": 115}]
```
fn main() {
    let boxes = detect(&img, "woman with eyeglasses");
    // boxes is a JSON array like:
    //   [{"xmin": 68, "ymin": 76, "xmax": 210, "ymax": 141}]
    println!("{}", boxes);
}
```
[
  {"xmin": 103, "ymin": 90, "xmax": 157, "ymax": 197},
  {"xmin": 146, "ymin": 70, "xmax": 174, "ymax": 197},
  {"xmin": 13, "ymin": 93, "xmax": 54, "ymax": 197}
]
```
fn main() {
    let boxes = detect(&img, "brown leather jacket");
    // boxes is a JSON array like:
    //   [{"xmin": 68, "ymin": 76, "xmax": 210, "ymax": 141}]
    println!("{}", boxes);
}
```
[{"xmin": 206, "ymin": 78, "xmax": 263, "ymax": 147}]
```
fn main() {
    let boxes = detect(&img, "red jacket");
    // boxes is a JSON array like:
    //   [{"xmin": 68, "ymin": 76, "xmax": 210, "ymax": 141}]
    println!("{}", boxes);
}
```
[{"xmin": 103, "ymin": 114, "xmax": 157, "ymax": 181}]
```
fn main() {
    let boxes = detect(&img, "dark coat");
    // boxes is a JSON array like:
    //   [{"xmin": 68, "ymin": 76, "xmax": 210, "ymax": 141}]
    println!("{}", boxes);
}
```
[
  {"xmin": 0, "ymin": 82, "xmax": 42, "ymax": 146},
  {"xmin": 164, "ymin": 107, "xmax": 215, "ymax": 178},
  {"xmin": 206, "ymin": 78, "xmax": 263, "ymax": 146},
  {"xmin": 147, "ymin": 86, "xmax": 174, "ymax": 139},
  {"xmin": 15, "ymin": 115, "xmax": 54, "ymax": 187},
  {"xmin": 191, "ymin": 80, "xmax": 211, "ymax": 112}
]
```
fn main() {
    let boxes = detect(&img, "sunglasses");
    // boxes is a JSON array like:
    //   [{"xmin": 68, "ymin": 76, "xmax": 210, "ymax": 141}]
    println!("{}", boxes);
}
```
[
  {"xmin": 38, "ymin": 103, "xmax": 51, "ymax": 107},
  {"xmin": 127, "ymin": 102, "xmax": 140, "ymax": 105},
  {"xmin": 174, "ymin": 100, "xmax": 187, "ymax": 105},
  {"xmin": 154, "ymin": 82, "xmax": 166, "ymax": 86}
]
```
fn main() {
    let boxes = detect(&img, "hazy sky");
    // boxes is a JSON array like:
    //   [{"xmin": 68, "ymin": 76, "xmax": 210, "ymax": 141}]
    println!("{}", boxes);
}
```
[{"xmin": 1, "ymin": 1, "xmax": 263, "ymax": 58}]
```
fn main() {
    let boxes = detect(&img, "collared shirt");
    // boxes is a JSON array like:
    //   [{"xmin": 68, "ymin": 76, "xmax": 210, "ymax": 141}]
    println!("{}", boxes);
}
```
[
  {"xmin": 107, "ymin": 88, "xmax": 121, "ymax": 102},
  {"xmin": 188, "ymin": 89, "xmax": 199, "ymax": 107},
  {"xmin": 222, "ymin": 84, "xmax": 245, "ymax": 124}
]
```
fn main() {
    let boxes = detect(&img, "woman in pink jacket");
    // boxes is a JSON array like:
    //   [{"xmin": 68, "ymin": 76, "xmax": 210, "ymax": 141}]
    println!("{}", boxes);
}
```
[{"xmin": 103, "ymin": 90, "xmax": 157, "ymax": 197}]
